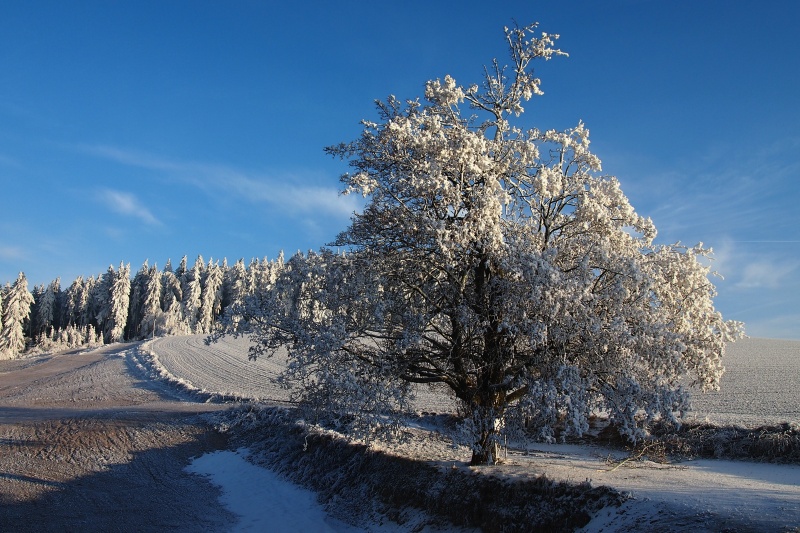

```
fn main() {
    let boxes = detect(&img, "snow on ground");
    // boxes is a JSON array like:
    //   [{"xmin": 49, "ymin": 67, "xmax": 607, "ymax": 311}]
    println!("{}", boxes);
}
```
[
  {"xmin": 687, "ymin": 337, "xmax": 800, "ymax": 427},
  {"xmin": 143, "ymin": 335, "xmax": 293, "ymax": 403},
  {"xmin": 146, "ymin": 334, "xmax": 459, "ymax": 413},
  {"xmin": 185, "ymin": 445, "xmax": 479, "ymax": 532},
  {"xmin": 149, "ymin": 335, "xmax": 799, "ymax": 428},
  {"xmin": 186, "ymin": 448, "xmax": 362, "ymax": 532},
  {"xmin": 507, "ymin": 443, "xmax": 800, "ymax": 531},
  {"xmin": 149, "ymin": 335, "xmax": 800, "ymax": 531}
]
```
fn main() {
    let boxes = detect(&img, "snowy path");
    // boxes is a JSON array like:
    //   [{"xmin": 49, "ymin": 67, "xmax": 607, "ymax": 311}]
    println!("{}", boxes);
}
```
[
  {"xmin": 501, "ymin": 443, "xmax": 800, "ymax": 531},
  {"xmin": 0, "ymin": 343, "xmax": 238, "ymax": 531},
  {"xmin": 0, "ymin": 342, "xmax": 470, "ymax": 532}
]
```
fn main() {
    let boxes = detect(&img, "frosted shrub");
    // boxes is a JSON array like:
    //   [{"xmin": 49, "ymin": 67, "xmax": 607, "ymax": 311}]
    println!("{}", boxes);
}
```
[{"xmin": 34, "ymin": 324, "xmax": 103, "ymax": 353}]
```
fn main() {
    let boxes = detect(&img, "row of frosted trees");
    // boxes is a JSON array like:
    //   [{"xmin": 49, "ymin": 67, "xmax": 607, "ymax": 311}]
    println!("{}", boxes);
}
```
[{"xmin": 0, "ymin": 253, "xmax": 284, "ymax": 359}]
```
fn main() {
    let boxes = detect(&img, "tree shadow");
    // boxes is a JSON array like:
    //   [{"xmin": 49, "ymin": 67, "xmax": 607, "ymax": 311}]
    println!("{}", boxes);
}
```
[
  {"xmin": 226, "ymin": 405, "xmax": 628, "ymax": 533},
  {"xmin": 0, "ymin": 417, "xmax": 236, "ymax": 533}
]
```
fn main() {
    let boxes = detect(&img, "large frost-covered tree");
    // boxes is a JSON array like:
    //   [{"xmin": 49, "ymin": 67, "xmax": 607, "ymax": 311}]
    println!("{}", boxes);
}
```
[
  {"xmin": 226, "ymin": 23, "xmax": 743, "ymax": 464},
  {"xmin": 0, "ymin": 273, "xmax": 35, "ymax": 359}
]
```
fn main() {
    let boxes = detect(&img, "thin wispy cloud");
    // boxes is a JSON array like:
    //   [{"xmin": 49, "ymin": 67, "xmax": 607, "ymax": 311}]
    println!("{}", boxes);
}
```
[
  {"xmin": 710, "ymin": 237, "xmax": 800, "ymax": 288},
  {"xmin": 78, "ymin": 144, "xmax": 360, "ymax": 219},
  {"xmin": 0, "ymin": 245, "xmax": 26, "ymax": 261},
  {"xmin": 79, "ymin": 145, "xmax": 183, "ymax": 173},
  {"xmin": 213, "ymin": 173, "xmax": 360, "ymax": 217},
  {"xmin": 736, "ymin": 260, "xmax": 799, "ymax": 290},
  {"xmin": 97, "ymin": 189, "xmax": 162, "ymax": 226}
]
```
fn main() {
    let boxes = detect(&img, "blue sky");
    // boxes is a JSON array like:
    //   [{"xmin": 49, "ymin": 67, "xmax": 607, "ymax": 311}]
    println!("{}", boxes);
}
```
[{"xmin": 1, "ymin": 1, "xmax": 798, "ymax": 339}]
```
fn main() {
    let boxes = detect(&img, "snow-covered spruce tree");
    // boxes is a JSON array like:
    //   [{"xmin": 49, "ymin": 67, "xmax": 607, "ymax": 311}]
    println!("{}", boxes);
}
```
[
  {"xmin": 231, "ymin": 23, "xmax": 743, "ymax": 465},
  {"xmin": 31, "ymin": 278, "xmax": 62, "ymax": 346},
  {"xmin": 92, "ymin": 270, "xmax": 111, "ymax": 335},
  {"xmin": 81, "ymin": 276, "xmax": 98, "ymax": 328},
  {"xmin": 140, "ymin": 263, "xmax": 162, "ymax": 339},
  {"xmin": 108, "ymin": 262, "xmax": 131, "ymax": 343},
  {"xmin": 126, "ymin": 261, "xmax": 150, "ymax": 339},
  {"xmin": 181, "ymin": 255, "xmax": 204, "ymax": 334},
  {"xmin": 159, "ymin": 264, "xmax": 186, "ymax": 336},
  {"xmin": 30, "ymin": 284, "xmax": 46, "ymax": 337},
  {"xmin": 95, "ymin": 263, "xmax": 131, "ymax": 343},
  {"xmin": 0, "ymin": 272, "xmax": 35, "ymax": 359},
  {"xmin": 222, "ymin": 258, "xmax": 248, "ymax": 310},
  {"xmin": 198, "ymin": 259, "xmax": 223, "ymax": 334}
]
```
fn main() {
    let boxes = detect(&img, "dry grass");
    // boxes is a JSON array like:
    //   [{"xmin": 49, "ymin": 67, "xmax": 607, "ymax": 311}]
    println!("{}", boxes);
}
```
[{"xmin": 652, "ymin": 421, "xmax": 800, "ymax": 463}]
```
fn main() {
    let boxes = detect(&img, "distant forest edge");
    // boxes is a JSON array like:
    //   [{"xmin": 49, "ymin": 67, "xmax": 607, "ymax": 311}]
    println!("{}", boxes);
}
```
[{"xmin": 0, "ymin": 254, "xmax": 284, "ymax": 359}]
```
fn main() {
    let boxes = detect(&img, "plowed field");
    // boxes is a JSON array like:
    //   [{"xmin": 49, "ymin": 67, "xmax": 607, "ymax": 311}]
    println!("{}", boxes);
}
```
[{"xmin": 149, "ymin": 335, "xmax": 799, "ymax": 427}]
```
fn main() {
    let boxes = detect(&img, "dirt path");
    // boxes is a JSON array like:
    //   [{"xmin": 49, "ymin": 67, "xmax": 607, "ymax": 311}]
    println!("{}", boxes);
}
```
[{"xmin": 0, "ymin": 343, "xmax": 237, "ymax": 532}]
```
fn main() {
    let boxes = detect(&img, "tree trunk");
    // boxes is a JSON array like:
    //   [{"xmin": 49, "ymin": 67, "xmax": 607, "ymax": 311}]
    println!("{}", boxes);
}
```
[
  {"xmin": 467, "ymin": 257, "xmax": 507, "ymax": 466},
  {"xmin": 469, "ymin": 398, "xmax": 505, "ymax": 466}
]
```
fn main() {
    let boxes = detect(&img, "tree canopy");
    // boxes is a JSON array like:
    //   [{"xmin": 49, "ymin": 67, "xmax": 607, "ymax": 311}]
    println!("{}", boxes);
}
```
[{"xmin": 226, "ymin": 23, "xmax": 744, "ymax": 465}]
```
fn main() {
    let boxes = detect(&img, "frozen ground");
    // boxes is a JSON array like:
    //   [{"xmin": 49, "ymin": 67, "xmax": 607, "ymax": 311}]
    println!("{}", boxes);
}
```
[
  {"xmin": 0, "ymin": 343, "xmax": 236, "ymax": 532},
  {"xmin": 1, "ymin": 336, "xmax": 797, "ymax": 531},
  {"xmin": 148, "ymin": 334, "xmax": 800, "ymax": 531},
  {"xmin": 0, "ymin": 342, "xmax": 467, "ymax": 532}
]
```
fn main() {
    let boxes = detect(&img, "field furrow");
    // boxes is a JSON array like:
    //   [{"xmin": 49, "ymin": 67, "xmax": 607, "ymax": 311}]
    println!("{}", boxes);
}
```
[
  {"xmin": 147, "ymin": 335, "xmax": 293, "ymax": 403},
  {"xmin": 149, "ymin": 335, "xmax": 799, "ymax": 427}
]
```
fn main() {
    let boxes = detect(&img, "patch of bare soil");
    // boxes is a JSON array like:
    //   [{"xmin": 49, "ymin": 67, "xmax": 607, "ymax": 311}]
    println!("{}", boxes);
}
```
[{"xmin": 0, "ymin": 344, "xmax": 237, "ymax": 532}]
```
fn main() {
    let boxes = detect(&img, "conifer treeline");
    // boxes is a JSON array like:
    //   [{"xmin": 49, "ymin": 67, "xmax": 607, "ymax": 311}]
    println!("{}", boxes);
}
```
[{"xmin": 0, "ymin": 253, "xmax": 284, "ymax": 359}]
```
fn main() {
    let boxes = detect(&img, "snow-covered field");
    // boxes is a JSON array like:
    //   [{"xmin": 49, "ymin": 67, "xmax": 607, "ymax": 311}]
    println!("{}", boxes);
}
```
[
  {"xmin": 148, "ymin": 335, "xmax": 799, "ymax": 428},
  {"xmin": 145, "ymin": 334, "xmax": 459, "ymax": 413},
  {"xmin": 143, "ymin": 334, "xmax": 294, "ymax": 403},
  {"xmin": 687, "ymin": 337, "xmax": 800, "ymax": 427}
]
